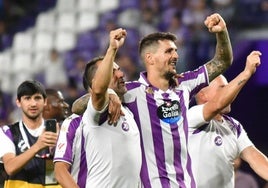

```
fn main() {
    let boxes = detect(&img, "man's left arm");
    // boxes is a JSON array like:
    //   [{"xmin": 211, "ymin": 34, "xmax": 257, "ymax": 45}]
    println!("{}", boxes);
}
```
[
  {"xmin": 204, "ymin": 13, "xmax": 233, "ymax": 81},
  {"xmin": 241, "ymin": 146, "xmax": 268, "ymax": 181}
]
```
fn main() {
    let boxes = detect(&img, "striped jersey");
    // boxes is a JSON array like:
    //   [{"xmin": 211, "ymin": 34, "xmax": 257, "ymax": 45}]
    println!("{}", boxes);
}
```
[
  {"xmin": 123, "ymin": 65, "xmax": 209, "ymax": 188},
  {"xmin": 188, "ymin": 104, "xmax": 253, "ymax": 188},
  {"xmin": 54, "ymin": 98, "xmax": 141, "ymax": 188}
]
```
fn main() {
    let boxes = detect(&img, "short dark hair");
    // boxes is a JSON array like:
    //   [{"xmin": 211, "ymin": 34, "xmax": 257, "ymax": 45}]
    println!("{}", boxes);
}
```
[
  {"xmin": 139, "ymin": 32, "xmax": 177, "ymax": 55},
  {"xmin": 83, "ymin": 56, "xmax": 104, "ymax": 91},
  {"xmin": 17, "ymin": 80, "xmax": 47, "ymax": 101}
]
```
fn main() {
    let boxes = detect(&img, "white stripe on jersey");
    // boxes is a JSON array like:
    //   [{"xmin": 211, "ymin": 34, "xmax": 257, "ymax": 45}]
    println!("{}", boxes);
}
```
[{"xmin": 124, "ymin": 65, "xmax": 209, "ymax": 188}]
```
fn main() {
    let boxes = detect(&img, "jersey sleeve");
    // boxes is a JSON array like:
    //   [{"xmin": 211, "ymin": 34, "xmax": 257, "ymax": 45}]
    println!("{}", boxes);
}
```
[
  {"xmin": 236, "ymin": 122, "xmax": 254, "ymax": 153},
  {"xmin": 53, "ymin": 114, "xmax": 82, "ymax": 164},
  {"xmin": 83, "ymin": 97, "xmax": 109, "ymax": 127},
  {"xmin": 187, "ymin": 104, "xmax": 208, "ymax": 130},
  {"xmin": 0, "ymin": 126, "xmax": 16, "ymax": 161},
  {"xmin": 179, "ymin": 65, "xmax": 209, "ymax": 96}
]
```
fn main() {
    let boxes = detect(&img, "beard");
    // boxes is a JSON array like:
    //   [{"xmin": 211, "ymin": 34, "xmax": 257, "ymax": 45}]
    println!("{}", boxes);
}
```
[
  {"xmin": 114, "ymin": 86, "xmax": 127, "ymax": 98},
  {"xmin": 164, "ymin": 71, "xmax": 176, "ymax": 80},
  {"xmin": 23, "ymin": 109, "xmax": 42, "ymax": 120},
  {"xmin": 164, "ymin": 71, "xmax": 177, "ymax": 87}
]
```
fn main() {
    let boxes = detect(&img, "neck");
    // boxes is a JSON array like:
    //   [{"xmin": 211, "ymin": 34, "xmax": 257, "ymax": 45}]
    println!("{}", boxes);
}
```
[
  {"xmin": 147, "ymin": 73, "xmax": 170, "ymax": 91},
  {"xmin": 22, "ymin": 116, "xmax": 43, "ymax": 129}
]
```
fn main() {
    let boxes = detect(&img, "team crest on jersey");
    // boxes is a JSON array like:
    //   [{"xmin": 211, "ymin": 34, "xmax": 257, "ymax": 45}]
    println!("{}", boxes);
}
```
[
  {"xmin": 121, "ymin": 117, "xmax": 129, "ymax": 131},
  {"xmin": 122, "ymin": 122, "xmax": 129, "ymax": 131},
  {"xmin": 157, "ymin": 100, "xmax": 181, "ymax": 124},
  {"xmin": 145, "ymin": 87, "xmax": 154, "ymax": 94},
  {"xmin": 214, "ymin": 136, "xmax": 223, "ymax": 146}
]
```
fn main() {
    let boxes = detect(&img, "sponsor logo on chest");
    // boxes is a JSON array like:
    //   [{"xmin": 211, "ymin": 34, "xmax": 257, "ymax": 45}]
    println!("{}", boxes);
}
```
[{"xmin": 157, "ymin": 100, "xmax": 181, "ymax": 124}]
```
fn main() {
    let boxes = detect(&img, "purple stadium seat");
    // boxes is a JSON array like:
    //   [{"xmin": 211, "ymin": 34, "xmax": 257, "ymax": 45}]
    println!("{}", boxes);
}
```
[
  {"xmin": 98, "ymin": 10, "xmax": 119, "ymax": 29},
  {"xmin": 119, "ymin": 0, "xmax": 140, "ymax": 10},
  {"xmin": 76, "ymin": 31, "xmax": 100, "ymax": 53}
]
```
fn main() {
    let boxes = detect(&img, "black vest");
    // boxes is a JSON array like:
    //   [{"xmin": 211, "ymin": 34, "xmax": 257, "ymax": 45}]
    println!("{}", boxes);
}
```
[{"xmin": 1, "ymin": 122, "xmax": 49, "ymax": 185}]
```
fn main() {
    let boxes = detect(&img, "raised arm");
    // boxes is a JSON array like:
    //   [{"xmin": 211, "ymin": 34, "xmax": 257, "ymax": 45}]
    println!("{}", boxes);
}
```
[
  {"xmin": 91, "ymin": 28, "xmax": 127, "ymax": 110},
  {"xmin": 204, "ymin": 13, "xmax": 233, "ymax": 81},
  {"xmin": 203, "ymin": 51, "xmax": 261, "ymax": 121}
]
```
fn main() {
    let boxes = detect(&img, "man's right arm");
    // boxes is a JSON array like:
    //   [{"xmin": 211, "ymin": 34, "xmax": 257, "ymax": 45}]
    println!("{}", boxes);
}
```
[
  {"xmin": 53, "ymin": 114, "xmax": 80, "ymax": 187},
  {"xmin": 203, "ymin": 51, "xmax": 261, "ymax": 121},
  {"xmin": 54, "ymin": 162, "xmax": 79, "ymax": 188}
]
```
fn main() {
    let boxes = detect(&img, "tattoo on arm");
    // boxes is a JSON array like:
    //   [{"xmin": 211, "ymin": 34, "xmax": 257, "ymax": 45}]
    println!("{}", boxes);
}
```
[
  {"xmin": 80, "ymin": 95, "xmax": 89, "ymax": 110},
  {"xmin": 238, "ymin": 79, "xmax": 246, "ymax": 86},
  {"xmin": 206, "ymin": 60, "xmax": 227, "ymax": 81},
  {"xmin": 72, "ymin": 94, "xmax": 90, "ymax": 114},
  {"xmin": 206, "ymin": 30, "xmax": 233, "ymax": 81}
]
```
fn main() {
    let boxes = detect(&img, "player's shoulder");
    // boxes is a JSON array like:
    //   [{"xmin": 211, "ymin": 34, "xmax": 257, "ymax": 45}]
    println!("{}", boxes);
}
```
[
  {"xmin": 61, "ymin": 114, "xmax": 82, "ymax": 129},
  {"xmin": 1, "ymin": 121, "xmax": 19, "ymax": 134},
  {"xmin": 126, "ymin": 80, "xmax": 143, "ymax": 91}
]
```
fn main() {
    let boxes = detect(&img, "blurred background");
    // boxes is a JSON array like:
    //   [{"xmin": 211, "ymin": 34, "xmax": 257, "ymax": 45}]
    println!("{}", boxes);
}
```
[{"xmin": 0, "ymin": 0, "xmax": 267, "ymax": 186}]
